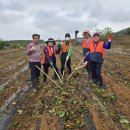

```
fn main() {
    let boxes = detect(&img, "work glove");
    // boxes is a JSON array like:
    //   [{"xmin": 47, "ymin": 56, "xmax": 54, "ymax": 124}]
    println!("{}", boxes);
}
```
[
  {"xmin": 108, "ymin": 34, "xmax": 113, "ymax": 42},
  {"xmin": 66, "ymin": 56, "xmax": 69, "ymax": 61},
  {"xmin": 30, "ymin": 46, "xmax": 36, "ymax": 51},
  {"xmin": 50, "ymin": 62, "xmax": 53, "ymax": 66},
  {"xmin": 84, "ymin": 61, "xmax": 88, "ymax": 66},
  {"xmin": 85, "ymin": 52, "xmax": 89, "ymax": 57}
]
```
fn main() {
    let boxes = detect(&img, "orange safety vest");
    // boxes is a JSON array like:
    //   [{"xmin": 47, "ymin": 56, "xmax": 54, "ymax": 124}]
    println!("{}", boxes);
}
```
[
  {"xmin": 47, "ymin": 46, "xmax": 56, "ymax": 57},
  {"xmin": 88, "ymin": 41, "xmax": 105, "ymax": 57},
  {"xmin": 61, "ymin": 42, "xmax": 71, "ymax": 52},
  {"xmin": 41, "ymin": 46, "xmax": 57, "ymax": 64},
  {"xmin": 82, "ymin": 38, "xmax": 92, "ymax": 48}
]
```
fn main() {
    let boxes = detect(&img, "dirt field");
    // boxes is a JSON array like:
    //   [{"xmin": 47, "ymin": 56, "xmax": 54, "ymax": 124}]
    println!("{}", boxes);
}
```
[{"xmin": 0, "ymin": 44, "xmax": 130, "ymax": 130}]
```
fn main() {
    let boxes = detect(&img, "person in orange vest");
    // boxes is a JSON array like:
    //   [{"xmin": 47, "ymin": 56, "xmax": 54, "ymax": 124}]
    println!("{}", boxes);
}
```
[
  {"xmin": 58, "ymin": 33, "xmax": 72, "ymax": 75},
  {"xmin": 84, "ymin": 32, "xmax": 112, "ymax": 88},
  {"xmin": 82, "ymin": 30, "xmax": 93, "ymax": 79},
  {"xmin": 41, "ymin": 38, "xmax": 58, "ymax": 82}
]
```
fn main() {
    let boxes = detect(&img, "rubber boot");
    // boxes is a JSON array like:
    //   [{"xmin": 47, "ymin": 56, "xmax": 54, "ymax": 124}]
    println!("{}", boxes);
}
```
[
  {"xmin": 36, "ymin": 77, "xmax": 41, "ymax": 88},
  {"xmin": 36, "ymin": 77, "xmax": 39, "ymax": 86},
  {"xmin": 43, "ymin": 74, "xmax": 47, "ymax": 82},
  {"xmin": 68, "ymin": 67, "xmax": 71, "ymax": 74},
  {"xmin": 31, "ymin": 80, "xmax": 37, "ymax": 93},
  {"xmin": 54, "ymin": 73, "xmax": 58, "ymax": 80},
  {"xmin": 99, "ymin": 82, "xmax": 106, "ymax": 89}
]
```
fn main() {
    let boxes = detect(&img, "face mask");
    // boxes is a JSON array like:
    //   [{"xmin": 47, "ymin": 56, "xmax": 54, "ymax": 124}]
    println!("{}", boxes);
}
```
[{"xmin": 65, "ymin": 37, "xmax": 70, "ymax": 41}]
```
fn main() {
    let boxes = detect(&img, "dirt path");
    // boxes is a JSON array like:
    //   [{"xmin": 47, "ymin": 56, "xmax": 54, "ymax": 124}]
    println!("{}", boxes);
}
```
[{"xmin": 0, "ymin": 47, "xmax": 129, "ymax": 130}]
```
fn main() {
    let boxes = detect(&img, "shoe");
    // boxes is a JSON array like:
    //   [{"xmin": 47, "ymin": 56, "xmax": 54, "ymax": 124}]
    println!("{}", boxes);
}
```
[
  {"xmin": 36, "ymin": 77, "xmax": 40, "ymax": 86},
  {"xmin": 31, "ymin": 80, "xmax": 36, "ymax": 88},
  {"xmin": 99, "ymin": 82, "xmax": 106, "ymax": 89},
  {"xmin": 92, "ymin": 79, "xmax": 98, "ymax": 84}
]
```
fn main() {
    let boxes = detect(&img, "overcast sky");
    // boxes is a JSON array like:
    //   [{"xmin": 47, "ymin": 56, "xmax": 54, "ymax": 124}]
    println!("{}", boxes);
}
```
[{"xmin": 0, "ymin": 0, "xmax": 130, "ymax": 40}]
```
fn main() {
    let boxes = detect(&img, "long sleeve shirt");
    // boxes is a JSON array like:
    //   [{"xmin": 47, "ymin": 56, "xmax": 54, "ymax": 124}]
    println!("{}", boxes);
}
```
[
  {"xmin": 27, "ymin": 42, "xmax": 41, "ymax": 62},
  {"xmin": 44, "ymin": 46, "xmax": 52, "ymax": 63},
  {"xmin": 43, "ymin": 46, "xmax": 58, "ymax": 64}
]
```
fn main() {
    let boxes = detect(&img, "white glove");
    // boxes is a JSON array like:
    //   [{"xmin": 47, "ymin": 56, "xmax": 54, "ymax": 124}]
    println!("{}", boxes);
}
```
[
  {"xmin": 108, "ymin": 39, "xmax": 112, "ymax": 42},
  {"xmin": 50, "ymin": 62, "xmax": 53, "ymax": 66},
  {"xmin": 84, "ymin": 61, "xmax": 88, "ymax": 66},
  {"xmin": 66, "ymin": 56, "xmax": 69, "ymax": 61},
  {"xmin": 85, "ymin": 52, "xmax": 89, "ymax": 56},
  {"xmin": 31, "ymin": 46, "xmax": 36, "ymax": 51}
]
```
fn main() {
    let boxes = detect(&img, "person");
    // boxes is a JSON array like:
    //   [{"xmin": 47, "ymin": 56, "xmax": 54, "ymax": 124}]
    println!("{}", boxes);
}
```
[
  {"xmin": 27, "ymin": 34, "xmax": 41, "ymax": 92},
  {"xmin": 84, "ymin": 32, "xmax": 112, "ymax": 88},
  {"xmin": 41, "ymin": 38, "xmax": 59, "ymax": 82},
  {"xmin": 58, "ymin": 33, "xmax": 72, "ymax": 75},
  {"xmin": 82, "ymin": 30, "xmax": 93, "ymax": 79}
]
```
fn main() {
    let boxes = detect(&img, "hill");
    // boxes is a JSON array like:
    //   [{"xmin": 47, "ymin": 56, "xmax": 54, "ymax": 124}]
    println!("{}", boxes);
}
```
[{"xmin": 116, "ymin": 27, "xmax": 130, "ymax": 34}]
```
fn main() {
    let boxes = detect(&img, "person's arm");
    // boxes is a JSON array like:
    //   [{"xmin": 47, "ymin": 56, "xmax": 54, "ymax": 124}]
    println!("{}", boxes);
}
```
[
  {"xmin": 103, "ymin": 34, "xmax": 113, "ymax": 49},
  {"xmin": 103, "ymin": 41, "xmax": 111, "ymax": 49},
  {"xmin": 44, "ymin": 47, "xmax": 52, "ymax": 63},
  {"xmin": 67, "ymin": 44, "xmax": 72, "ymax": 57},
  {"xmin": 84, "ymin": 51, "xmax": 90, "ymax": 61},
  {"xmin": 27, "ymin": 44, "xmax": 32, "ymax": 55},
  {"xmin": 83, "ymin": 51, "xmax": 90, "ymax": 66},
  {"xmin": 82, "ymin": 48, "xmax": 90, "ymax": 57},
  {"xmin": 27, "ymin": 43, "xmax": 36, "ymax": 55}
]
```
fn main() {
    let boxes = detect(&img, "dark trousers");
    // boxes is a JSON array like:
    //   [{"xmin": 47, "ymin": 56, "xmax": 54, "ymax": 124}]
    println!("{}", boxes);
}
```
[
  {"xmin": 90, "ymin": 62, "xmax": 103, "ymax": 86},
  {"xmin": 84, "ymin": 57, "xmax": 92, "ymax": 79},
  {"xmin": 29, "ymin": 62, "xmax": 41, "ymax": 88},
  {"xmin": 61, "ymin": 58, "xmax": 71, "ymax": 75},
  {"xmin": 43, "ymin": 62, "xmax": 58, "ymax": 82},
  {"xmin": 85, "ymin": 62, "xmax": 92, "ymax": 79}
]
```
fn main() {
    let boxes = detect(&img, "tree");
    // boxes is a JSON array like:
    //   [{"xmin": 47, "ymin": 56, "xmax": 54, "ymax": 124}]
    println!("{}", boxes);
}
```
[
  {"xmin": 127, "ymin": 27, "xmax": 130, "ymax": 35},
  {"xmin": 96, "ymin": 27, "xmax": 113, "ymax": 41},
  {"xmin": 0, "ymin": 41, "xmax": 4, "ymax": 50}
]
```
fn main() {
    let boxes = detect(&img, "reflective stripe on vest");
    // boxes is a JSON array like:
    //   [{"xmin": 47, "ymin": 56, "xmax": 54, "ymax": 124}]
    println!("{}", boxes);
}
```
[{"xmin": 47, "ymin": 46, "xmax": 56, "ymax": 57}]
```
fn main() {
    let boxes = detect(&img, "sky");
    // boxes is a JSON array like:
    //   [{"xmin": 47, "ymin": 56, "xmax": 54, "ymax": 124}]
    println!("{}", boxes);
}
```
[{"xmin": 0, "ymin": 0, "xmax": 130, "ymax": 40}]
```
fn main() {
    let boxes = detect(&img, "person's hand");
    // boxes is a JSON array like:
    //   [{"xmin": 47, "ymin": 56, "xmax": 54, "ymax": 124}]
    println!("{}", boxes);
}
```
[
  {"xmin": 50, "ymin": 62, "xmax": 53, "ymax": 66},
  {"xmin": 85, "ymin": 52, "xmax": 89, "ymax": 56},
  {"xmin": 108, "ymin": 34, "xmax": 113, "ymax": 42},
  {"xmin": 31, "ymin": 46, "xmax": 36, "ymax": 51},
  {"xmin": 60, "ymin": 41, "xmax": 63, "ymax": 45},
  {"xmin": 66, "ymin": 56, "xmax": 69, "ymax": 61},
  {"xmin": 84, "ymin": 61, "xmax": 88, "ymax": 66}
]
